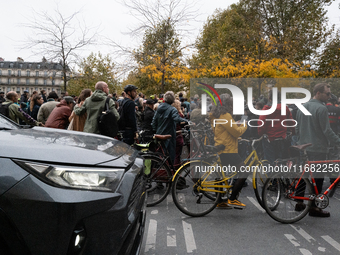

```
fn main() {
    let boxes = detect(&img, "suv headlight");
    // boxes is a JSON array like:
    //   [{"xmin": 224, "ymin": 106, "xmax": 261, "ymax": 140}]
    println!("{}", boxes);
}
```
[{"xmin": 16, "ymin": 161, "xmax": 124, "ymax": 192}]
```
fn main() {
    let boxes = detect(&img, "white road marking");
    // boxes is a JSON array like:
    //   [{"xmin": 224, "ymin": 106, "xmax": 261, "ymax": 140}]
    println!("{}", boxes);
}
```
[
  {"xmin": 321, "ymin": 235, "xmax": 340, "ymax": 252},
  {"xmin": 182, "ymin": 220, "xmax": 197, "ymax": 253},
  {"xmin": 299, "ymin": 248, "xmax": 312, "ymax": 255},
  {"xmin": 247, "ymin": 196, "xmax": 265, "ymax": 213},
  {"xmin": 151, "ymin": 210, "xmax": 158, "ymax": 215},
  {"xmin": 145, "ymin": 219, "xmax": 157, "ymax": 253},
  {"xmin": 167, "ymin": 194, "xmax": 173, "ymax": 204},
  {"xmin": 284, "ymin": 234, "xmax": 300, "ymax": 247},
  {"xmin": 290, "ymin": 225, "xmax": 316, "ymax": 243},
  {"xmin": 318, "ymin": 247, "xmax": 326, "ymax": 252},
  {"xmin": 167, "ymin": 227, "xmax": 177, "ymax": 247}
]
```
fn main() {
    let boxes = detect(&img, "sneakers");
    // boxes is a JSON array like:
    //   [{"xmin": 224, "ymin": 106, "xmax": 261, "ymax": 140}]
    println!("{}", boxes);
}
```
[
  {"xmin": 227, "ymin": 199, "xmax": 246, "ymax": 209},
  {"xmin": 309, "ymin": 207, "xmax": 330, "ymax": 217},
  {"xmin": 216, "ymin": 202, "xmax": 232, "ymax": 209}
]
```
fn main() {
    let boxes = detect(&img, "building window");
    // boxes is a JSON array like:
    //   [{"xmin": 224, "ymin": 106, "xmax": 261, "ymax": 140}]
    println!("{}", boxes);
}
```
[
  {"xmin": 18, "ymin": 70, "xmax": 21, "ymax": 76},
  {"xmin": 52, "ymin": 79, "xmax": 55, "ymax": 85},
  {"xmin": 27, "ymin": 71, "xmax": 30, "ymax": 77},
  {"xmin": 35, "ymin": 87, "xmax": 38, "ymax": 91},
  {"xmin": 28, "ymin": 64, "xmax": 32, "ymax": 68},
  {"xmin": 44, "ymin": 79, "xmax": 47, "ymax": 85},
  {"xmin": 8, "ymin": 70, "xmax": 11, "ymax": 76},
  {"xmin": 53, "ymin": 71, "xmax": 56, "ymax": 77},
  {"xmin": 9, "ymin": 63, "xmax": 13, "ymax": 68},
  {"xmin": 7, "ymin": 78, "xmax": 11, "ymax": 85},
  {"xmin": 44, "ymin": 71, "xmax": 48, "ymax": 77},
  {"xmin": 26, "ymin": 78, "xmax": 30, "ymax": 85},
  {"xmin": 0, "ymin": 70, "xmax": 2, "ymax": 76},
  {"xmin": 19, "ymin": 64, "xmax": 23, "ymax": 68},
  {"xmin": 17, "ymin": 87, "xmax": 20, "ymax": 92},
  {"xmin": 7, "ymin": 87, "xmax": 10, "ymax": 92},
  {"xmin": 35, "ymin": 79, "xmax": 38, "ymax": 85},
  {"xmin": 17, "ymin": 79, "xmax": 20, "ymax": 85},
  {"xmin": 37, "ymin": 64, "xmax": 40, "ymax": 69},
  {"xmin": 36, "ymin": 71, "xmax": 39, "ymax": 77},
  {"xmin": 0, "ymin": 63, "xmax": 3, "ymax": 67}
]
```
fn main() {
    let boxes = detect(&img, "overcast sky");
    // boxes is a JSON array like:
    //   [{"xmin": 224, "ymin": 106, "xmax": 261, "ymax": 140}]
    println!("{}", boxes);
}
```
[{"xmin": 1, "ymin": 0, "xmax": 339, "ymax": 64}]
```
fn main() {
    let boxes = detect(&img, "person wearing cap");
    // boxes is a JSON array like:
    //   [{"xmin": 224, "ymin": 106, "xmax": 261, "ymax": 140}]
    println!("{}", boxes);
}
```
[
  {"xmin": 74, "ymin": 81, "xmax": 119, "ymax": 134},
  {"xmin": 45, "ymin": 96, "xmax": 76, "ymax": 129},
  {"xmin": 20, "ymin": 90, "xmax": 29, "ymax": 103},
  {"xmin": 140, "ymin": 98, "xmax": 157, "ymax": 142},
  {"xmin": 0, "ymin": 92, "xmax": 5, "ymax": 103},
  {"xmin": 37, "ymin": 91, "xmax": 60, "ymax": 124},
  {"xmin": 118, "ymin": 84, "xmax": 138, "ymax": 145}
]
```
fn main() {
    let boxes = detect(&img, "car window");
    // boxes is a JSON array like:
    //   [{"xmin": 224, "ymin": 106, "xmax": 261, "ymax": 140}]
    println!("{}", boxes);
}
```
[{"xmin": 0, "ymin": 115, "xmax": 19, "ymax": 130}]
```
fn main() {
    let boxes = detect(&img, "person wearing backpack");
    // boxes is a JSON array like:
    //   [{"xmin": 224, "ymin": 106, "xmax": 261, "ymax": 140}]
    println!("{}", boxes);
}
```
[
  {"xmin": 0, "ymin": 91, "xmax": 42, "ymax": 126},
  {"xmin": 74, "ymin": 81, "xmax": 119, "ymax": 135},
  {"xmin": 118, "ymin": 85, "xmax": 138, "ymax": 145}
]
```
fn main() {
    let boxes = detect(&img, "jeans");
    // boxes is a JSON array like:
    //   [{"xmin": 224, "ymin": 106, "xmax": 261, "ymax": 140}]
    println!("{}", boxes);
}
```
[
  {"xmin": 122, "ymin": 129, "xmax": 135, "ymax": 146},
  {"xmin": 307, "ymin": 151, "xmax": 327, "ymax": 194}
]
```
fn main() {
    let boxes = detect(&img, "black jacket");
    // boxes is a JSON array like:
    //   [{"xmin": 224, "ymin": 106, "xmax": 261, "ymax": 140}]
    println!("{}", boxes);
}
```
[
  {"xmin": 121, "ymin": 98, "xmax": 137, "ymax": 131},
  {"xmin": 141, "ymin": 106, "xmax": 154, "ymax": 131}
]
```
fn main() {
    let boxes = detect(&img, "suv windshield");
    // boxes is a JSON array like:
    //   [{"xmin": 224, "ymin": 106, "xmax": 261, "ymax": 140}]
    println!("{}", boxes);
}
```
[{"xmin": 0, "ymin": 115, "xmax": 19, "ymax": 130}]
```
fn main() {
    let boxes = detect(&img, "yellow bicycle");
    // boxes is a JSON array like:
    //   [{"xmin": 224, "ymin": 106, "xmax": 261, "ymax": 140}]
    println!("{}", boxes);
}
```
[{"xmin": 171, "ymin": 136, "xmax": 270, "ymax": 217}]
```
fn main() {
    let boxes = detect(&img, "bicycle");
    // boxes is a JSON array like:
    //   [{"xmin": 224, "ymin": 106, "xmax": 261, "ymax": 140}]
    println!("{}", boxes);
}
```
[
  {"xmin": 262, "ymin": 143, "xmax": 340, "ymax": 223},
  {"xmin": 171, "ymin": 136, "xmax": 271, "ymax": 217},
  {"xmin": 134, "ymin": 122, "xmax": 215, "ymax": 207}
]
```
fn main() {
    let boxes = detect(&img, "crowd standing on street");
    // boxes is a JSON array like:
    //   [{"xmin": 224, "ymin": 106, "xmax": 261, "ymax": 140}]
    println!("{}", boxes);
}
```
[{"xmin": 1, "ymin": 81, "xmax": 340, "ymax": 217}]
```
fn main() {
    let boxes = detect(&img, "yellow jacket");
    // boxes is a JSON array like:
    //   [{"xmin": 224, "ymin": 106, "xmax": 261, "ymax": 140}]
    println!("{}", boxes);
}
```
[{"xmin": 212, "ymin": 112, "xmax": 247, "ymax": 153}]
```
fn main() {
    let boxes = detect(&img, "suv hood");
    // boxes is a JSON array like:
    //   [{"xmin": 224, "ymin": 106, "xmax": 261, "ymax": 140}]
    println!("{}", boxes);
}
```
[{"xmin": 0, "ymin": 127, "xmax": 136, "ymax": 167}]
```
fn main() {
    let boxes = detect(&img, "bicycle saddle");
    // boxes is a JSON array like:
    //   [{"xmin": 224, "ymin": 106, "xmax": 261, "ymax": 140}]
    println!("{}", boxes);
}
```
[
  {"xmin": 154, "ymin": 134, "xmax": 172, "ymax": 140},
  {"xmin": 291, "ymin": 143, "xmax": 313, "ymax": 151}
]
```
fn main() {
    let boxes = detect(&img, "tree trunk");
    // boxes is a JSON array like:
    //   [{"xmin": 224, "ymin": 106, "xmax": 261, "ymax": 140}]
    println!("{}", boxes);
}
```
[{"xmin": 161, "ymin": 70, "xmax": 165, "ymax": 94}]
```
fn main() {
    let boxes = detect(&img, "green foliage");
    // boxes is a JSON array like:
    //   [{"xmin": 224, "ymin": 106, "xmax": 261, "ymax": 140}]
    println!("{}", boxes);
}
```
[
  {"xmin": 134, "ymin": 19, "xmax": 184, "ymax": 93},
  {"xmin": 318, "ymin": 29, "xmax": 340, "ymax": 77},
  {"xmin": 68, "ymin": 52, "xmax": 118, "ymax": 96},
  {"xmin": 192, "ymin": 0, "xmax": 334, "ymax": 68}
]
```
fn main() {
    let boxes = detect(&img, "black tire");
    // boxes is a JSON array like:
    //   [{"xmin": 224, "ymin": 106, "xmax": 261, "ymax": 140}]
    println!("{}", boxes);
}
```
[
  {"xmin": 172, "ymin": 161, "xmax": 222, "ymax": 217},
  {"xmin": 253, "ymin": 160, "xmax": 270, "ymax": 208},
  {"xmin": 142, "ymin": 154, "xmax": 172, "ymax": 207},
  {"xmin": 262, "ymin": 173, "xmax": 313, "ymax": 224}
]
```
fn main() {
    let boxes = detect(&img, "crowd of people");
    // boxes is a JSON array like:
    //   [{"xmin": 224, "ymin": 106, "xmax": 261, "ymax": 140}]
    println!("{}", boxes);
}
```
[{"xmin": 1, "ymin": 82, "xmax": 340, "ymax": 216}]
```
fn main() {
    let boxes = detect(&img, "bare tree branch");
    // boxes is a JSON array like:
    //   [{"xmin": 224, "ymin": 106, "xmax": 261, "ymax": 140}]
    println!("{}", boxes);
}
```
[{"xmin": 20, "ymin": 6, "xmax": 100, "ymax": 92}]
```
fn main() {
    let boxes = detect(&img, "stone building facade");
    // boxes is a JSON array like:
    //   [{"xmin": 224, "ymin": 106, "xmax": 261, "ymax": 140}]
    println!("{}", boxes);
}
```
[{"xmin": 0, "ymin": 57, "xmax": 69, "ymax": 96}]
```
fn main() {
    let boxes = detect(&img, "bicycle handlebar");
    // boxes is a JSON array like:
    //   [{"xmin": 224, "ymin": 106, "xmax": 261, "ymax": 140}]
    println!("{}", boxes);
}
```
[{"xmin": 239, "ymin": 136, "xmax": 264, "ymax": 144}]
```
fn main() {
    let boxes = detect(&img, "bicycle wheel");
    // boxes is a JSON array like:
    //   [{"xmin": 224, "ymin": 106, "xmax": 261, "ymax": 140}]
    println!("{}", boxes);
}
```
[
  {"xmin": 262, "ymin": 173, "xmax": 313, "ymax": 224},
  {"xmin": 142, "ymin": 154, "xmax": 172, "ymax": 207},
  {"xmin": 172, "ymin": 161, "xmax": 222, "ymax": 217},
  {"xmin": 253, "ymin": 160, "xmax": 270, "ymax": 209}
]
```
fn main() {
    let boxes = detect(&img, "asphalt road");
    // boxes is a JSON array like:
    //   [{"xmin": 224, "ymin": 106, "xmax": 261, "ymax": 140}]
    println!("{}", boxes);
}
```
[{"xmin": 141, "ymin": 177, "xmax": 340, "ymax": 255}]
